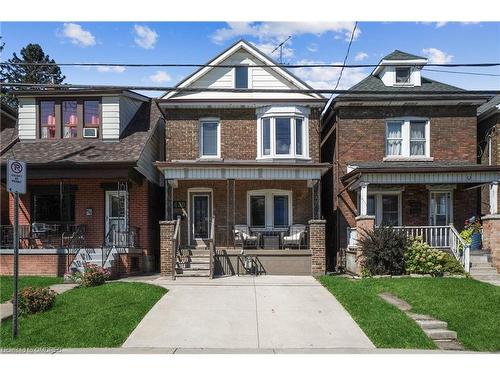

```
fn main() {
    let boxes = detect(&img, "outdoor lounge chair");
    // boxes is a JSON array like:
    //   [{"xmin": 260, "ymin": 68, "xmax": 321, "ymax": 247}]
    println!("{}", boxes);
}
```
[
  {"xmin": 233, "ymin": 225, "xmax": 259, "ymax": 249},
  {"xmin": 281, "ymin": 224, "xmax": 307, "ymax": 249}
]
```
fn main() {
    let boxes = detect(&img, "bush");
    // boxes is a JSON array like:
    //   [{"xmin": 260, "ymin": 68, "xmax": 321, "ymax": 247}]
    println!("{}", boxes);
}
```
[
  {"xmin": 358, "ymin": 226, "xmax": 409, "ymax": 276},
  {"xmin": 405, "ymin": 238, "xmax": 465, "ymax": 276},
  {"xmin": 17, "ymin": 287, "xmax": 56, "ymax": 314},
  {"xmin": 81, "ymin": 263, "xmax": 110, "ymax": 287}
]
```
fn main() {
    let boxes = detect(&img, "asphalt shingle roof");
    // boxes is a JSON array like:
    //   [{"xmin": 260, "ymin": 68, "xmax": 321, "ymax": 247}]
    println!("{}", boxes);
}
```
[
  {"xmin": 382, "ymin": 50, "xmax": 427, "ymax": 61},
  {"xmin": 2, "ymin": 100, "xmax": 163, "ymax": 166},
  {"xmin": 478, "ymin": 95, "xmax": 500, "ymax": 117}
]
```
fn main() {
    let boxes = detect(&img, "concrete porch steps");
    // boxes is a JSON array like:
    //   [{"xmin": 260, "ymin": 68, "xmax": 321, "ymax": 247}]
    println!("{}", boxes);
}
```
[
  {"xmin": 469, "ymin": 250, "xmax": 499, "ymax": 286},
  {"xmin": 175, "ymin": 248, "xmax": 211, "ymax": 277}
]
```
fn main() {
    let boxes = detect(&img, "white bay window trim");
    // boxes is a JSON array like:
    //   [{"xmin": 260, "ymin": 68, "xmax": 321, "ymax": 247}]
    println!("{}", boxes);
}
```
[
  {"xmin": 384, "ymin": 117, "xmax": 431, "ymax": 160},
  {"xmin": 256, "ymin": 106, "xmax": 310, "ymax": 160},
  {"xmin": 247, "ymin": 189, "xmax": 293, "ymax": 230},
  {"xmin": 199, "ymin": 117, "xmax": 221, "ymax": 159}
]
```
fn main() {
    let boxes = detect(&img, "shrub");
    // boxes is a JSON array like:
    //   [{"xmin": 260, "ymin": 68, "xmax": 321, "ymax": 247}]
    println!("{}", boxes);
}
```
[
  {"xmin": 17, "ymin": 287, "xmax": 56, "ymax": 314},
  {"xmin": 81, "ymin": 263, "xmax": 111, "ymax": 287},
  {"xmin": 405, "ymin": 238, "xmax": 465, "ymax": 276},
  {"xmin": 358, "ymin": 226, "xmax": 409, "ymax": 276}
]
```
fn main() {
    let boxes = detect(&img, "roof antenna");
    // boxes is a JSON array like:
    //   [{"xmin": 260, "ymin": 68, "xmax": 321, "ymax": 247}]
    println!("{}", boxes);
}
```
[{"xmin": 271, "ymin": 36, "xmax": 292, "ymax": 64}]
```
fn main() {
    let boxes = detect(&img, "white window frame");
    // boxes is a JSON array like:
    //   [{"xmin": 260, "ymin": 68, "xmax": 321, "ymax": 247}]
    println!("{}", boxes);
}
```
[
  {"xmin": 234, "ymin": 65, "xmax": 250, "ymax": 89},
  {"xmin": 395, "ymin": 67, "xmax": 412, "ymax": 85},
  {"xmin": 384, "ymin": 117, "xmax": 431, "ymax": 160},
  {"xmin": 199, "ymin": 118, "xmax": 221, "ymax": 159},
  {"xmin": 428, "ymin": 187, "xmax": 454, "ymax": 226},
  {"xmin": 256, "ymin": 115, "xmax": 309, "ymax": 160},
  {"xmin": 247, "ymin": 189, "xmax": 293, "ymax": 230},
  {"xmin": 358, "ymin": 190, "xmax": 402, "ymax": 226}
]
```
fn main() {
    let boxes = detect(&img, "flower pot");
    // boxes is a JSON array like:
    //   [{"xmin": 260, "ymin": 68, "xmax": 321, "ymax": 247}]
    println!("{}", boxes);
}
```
[{"xmin": 471, "ymin": 232, "xmax": 482, "ymax": 250}]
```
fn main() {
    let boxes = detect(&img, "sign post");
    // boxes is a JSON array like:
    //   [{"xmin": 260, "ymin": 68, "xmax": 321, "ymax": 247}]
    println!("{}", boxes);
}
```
[{"xmin": 7, "ymin": 159, "xmax": 26, "ymax": 339}]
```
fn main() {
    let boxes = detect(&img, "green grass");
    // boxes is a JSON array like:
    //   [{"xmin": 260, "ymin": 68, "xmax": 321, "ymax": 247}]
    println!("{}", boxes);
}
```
[
  {"xmin": 319, "ymin": 276, "xmax": 500, "ymax": 351},
  {"xmin": 0, "ymin": 282, "xmax": 167, "ymax": 348},
  {"xmin": 1, "ymin": 276, "xmax": 63, "ymax": 303}
]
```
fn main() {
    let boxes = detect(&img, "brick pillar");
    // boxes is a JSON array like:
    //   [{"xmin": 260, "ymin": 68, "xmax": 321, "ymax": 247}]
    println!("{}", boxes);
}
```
[
  {"xmin": 309, "ymin": 219, "xmax": 326, "ymax": 275},
  {"xmin": 355, "ymin": 215, "xmax": 375, "ymax": 275},
  {"xmin": 159, "ymin": 220, "xmax": 176, "ymax": 277},
  {"xmin": 481, "ymin": 215, "xmax": 500, "ymax": 272}
]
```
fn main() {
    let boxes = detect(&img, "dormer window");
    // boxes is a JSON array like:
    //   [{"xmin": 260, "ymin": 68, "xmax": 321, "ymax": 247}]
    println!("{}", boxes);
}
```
[
  {"xmin": 62, "ymin": 100, "xmax": 78, "ymax": 138},
  {"xmin": 395, "ymin": 67, "xmax": 411, "ymax": 84},
  {"xmin": 40, "ymin": 101, "xmax": 56, "ymax": 139},
  {"xmin": 235, "ymin": 66, "xmax": 249, "ymax": 89}
]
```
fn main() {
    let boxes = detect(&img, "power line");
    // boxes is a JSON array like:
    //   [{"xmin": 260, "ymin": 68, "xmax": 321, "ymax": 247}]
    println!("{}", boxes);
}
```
[
  {"xmin": 422, "ymin": 68, "xmax": 500, "ymax": 77},
  {"xmin": 333, "ymin": 22, "xmax": 358, "ymax": 92},
  {"xmin": 1, "ymin": 82, "xmax": 499, "ymax": 95},
  {"xmin": 0, "ymin": 61, "xmax": 499, "ymax": 69}
]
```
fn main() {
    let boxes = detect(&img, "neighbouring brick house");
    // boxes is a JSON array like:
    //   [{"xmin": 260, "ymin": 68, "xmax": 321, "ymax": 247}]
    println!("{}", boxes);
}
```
[
  {"xmin": 320, "ymin": 50, "xmax": 500, "ymax": 274},
  {"xmin": 1, "ymin": 103, "xmax": 18, "ymax": 226},
  {"xmin": 156, "ymin": 40, "xmax": 330, "ymax": 277},
  {"xmin": 0, "ymin": 89, "xmax": 165, "ymax": 277}
]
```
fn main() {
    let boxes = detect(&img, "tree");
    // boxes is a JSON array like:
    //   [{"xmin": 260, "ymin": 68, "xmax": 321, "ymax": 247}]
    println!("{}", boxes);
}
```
[{"xmin": 1, "ymin": 43, "xmax": 66, "ymax": 107}]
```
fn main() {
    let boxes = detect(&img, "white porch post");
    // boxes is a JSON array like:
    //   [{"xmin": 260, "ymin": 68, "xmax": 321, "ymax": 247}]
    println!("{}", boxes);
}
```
[
  {"xmin": 359, "ymin": 182, "xmax": 369, "ymax": 216},
  {"xmin": 490, "ymin": 181, "xmax": 499, "ymax": 215}
]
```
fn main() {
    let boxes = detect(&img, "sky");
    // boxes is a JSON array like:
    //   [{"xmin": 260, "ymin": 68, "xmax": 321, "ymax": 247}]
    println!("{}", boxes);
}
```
[{"xmin": 1, "ymin": 21, "xmax": 499, "ymax": 97}]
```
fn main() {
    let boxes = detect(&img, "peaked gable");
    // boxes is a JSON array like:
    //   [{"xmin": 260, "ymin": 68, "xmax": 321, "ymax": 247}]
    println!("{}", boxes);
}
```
[{"xmin": 162, "ymin": 40, "xmax": 322, "ymax": 100}]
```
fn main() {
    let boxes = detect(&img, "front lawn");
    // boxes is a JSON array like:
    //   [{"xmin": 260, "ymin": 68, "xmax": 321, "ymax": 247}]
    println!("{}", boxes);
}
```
[
  {"xmin": 1, "ymin": 276, "xmax": 63, "ymax": 303},
  {"xmin": 0, "ymin": 282, "xmax": 166, "ymax": 348},
  {"xmin": 320, "ymin": 276, "xmax": 500, "ymax": 352}
]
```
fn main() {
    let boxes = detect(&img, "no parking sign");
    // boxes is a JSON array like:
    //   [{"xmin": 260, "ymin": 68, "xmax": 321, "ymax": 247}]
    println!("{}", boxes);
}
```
[{"xmin": 7, "ymin": 159, "xmax": 26, "ymax": 194}]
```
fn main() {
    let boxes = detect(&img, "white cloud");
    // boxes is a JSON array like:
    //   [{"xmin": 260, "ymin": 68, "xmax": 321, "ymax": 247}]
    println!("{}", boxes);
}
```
[
  {"xmin": 96, "ymin": 65, "xmax": 126, "ymax": 73},
  {"xmin": 307, "ymin": 43, "xmax": 318, "ymax": 53},
  {"xmin": 133, "ymin": 25, "xmax": 158, "ymax": 49},
  {"xmin": 294, "ymin": 59, "xmax": 367, "ymax": 90},
  {"xmin": 149, "ymin": 70, "xmax": 171, "ymax": 83},
  {"xmin": 211, "ymin": 22, "xmax": 360, "ymax": 44},
  {"xmin": 422, "ymin": 48, "xmax": 454, "ymax": 64},
  {"xmin": 354, "ymin": 52, "xmax": 368, "ymax": 61},
  {"xmin": 61, "ymin": 23, "xmax": 96, "ymax": 47}
]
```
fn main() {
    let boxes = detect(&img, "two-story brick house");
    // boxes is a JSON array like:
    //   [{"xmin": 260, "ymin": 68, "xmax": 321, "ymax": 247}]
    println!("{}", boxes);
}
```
[
  {"xmin": 320, "ymin": 50, "xmax": 500, "ymax": 274},
  {"xmin": 156, "ymin": 40, "xmax": 330, "ymax": 277},
  {"xmin": 0, "ymin": 89, "xmax": 165, "ymax": 277}
]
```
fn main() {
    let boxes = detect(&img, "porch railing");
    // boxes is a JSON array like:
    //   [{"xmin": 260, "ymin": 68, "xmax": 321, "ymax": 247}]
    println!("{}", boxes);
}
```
[
  {"xmin": 209, "ymin": 216, "xmax": 215, "ymax": 279},
  {"xmin": 171, "ymin": 217, "xmax": 181, "ymax": 281},
  {"xmin": 0, "ymin": 223, "xmax": 84, "ymax": 249}
]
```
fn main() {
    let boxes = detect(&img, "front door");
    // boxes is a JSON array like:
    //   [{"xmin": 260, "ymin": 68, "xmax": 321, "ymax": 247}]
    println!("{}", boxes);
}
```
[
  {"xmin": 105, "ymin": 191, "xmax": 128, "ymax": 244},
  {"xmin": 190, "ymin": 193, "xmax": 211, "ymax": 244},
  {"xmin": 429, "ymin": 191, "xmax": 452, "ymax": 226}
]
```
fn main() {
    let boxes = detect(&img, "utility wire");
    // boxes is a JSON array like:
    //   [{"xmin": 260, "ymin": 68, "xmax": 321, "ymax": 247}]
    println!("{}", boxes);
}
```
[
  {"xmin": 422, "ymin": 68, "xmax": 500, "ymax": 77},
  {"xmin": 1, "ymin": 82, "xmax": 499, "ymax": 95},
  {"xmin": 0, "ymin": 61, "xmax": 499, "ymax": 69},
  {"xmin": 333, "ymin": 21, "xmax": 358, "ymax": 91}
]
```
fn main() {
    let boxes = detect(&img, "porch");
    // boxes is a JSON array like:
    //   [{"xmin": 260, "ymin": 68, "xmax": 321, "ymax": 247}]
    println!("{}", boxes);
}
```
[{"xmin": 157, "ymin": 160, "xmax": 330, "ymax": 277}]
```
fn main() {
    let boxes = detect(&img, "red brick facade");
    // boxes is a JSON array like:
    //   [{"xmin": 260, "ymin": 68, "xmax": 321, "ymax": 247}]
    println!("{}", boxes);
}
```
[{"xmin": 478, "ymin": 113, "xmax": 500, "ymax": 216}]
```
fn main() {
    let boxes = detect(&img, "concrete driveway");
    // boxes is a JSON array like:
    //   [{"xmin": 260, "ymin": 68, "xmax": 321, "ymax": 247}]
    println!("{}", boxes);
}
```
[{"xmin": 122, "ymin": 275, "xmax": 374, "ymax": 350}]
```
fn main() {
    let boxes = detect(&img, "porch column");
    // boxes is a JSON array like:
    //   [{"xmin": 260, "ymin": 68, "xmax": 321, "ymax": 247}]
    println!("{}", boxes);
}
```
[
  {"xmin": 226, "ymin": 179, "xmax": 235, "ymax": 247},
  {"xmin": 159, "ymin": 220, "xmax": 176, "ymax": 277},
  {"xmin": 354, "ymin": 213, "xmax": 375, "ymax": 276},
  {"xmin": 489, "ymin": 181, "xmax": 499, "ymax": 215},
  {"xmin": 483, "ymin": 180, "xmax": 500, "ymax": 272},
  {"xmin": 359, "ymin": 182, "xmax": 369, "ymax": 216},
  {"xmin": 165, "ymin": 180, "xmax": 174, "ymax": 220},
  {"xmin": 310, "ymin": 179, "xmax": 321, "ymax": 219},
  {"xmin": 309, "ymin": 219, "xmax": 326, "ymax": 275}
]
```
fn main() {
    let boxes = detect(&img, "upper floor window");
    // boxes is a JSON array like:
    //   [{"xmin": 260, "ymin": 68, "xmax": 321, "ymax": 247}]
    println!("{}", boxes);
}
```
[
  {"xmin": 385, "ymin": 118, "xmax": 430, "ymax": 158},
  {"xmin": 62, "ymin": 100, "xmax": 78, "ymax": 138},
  {"xmin": 248, "ymin": 190, "xmax": 291, "ymax": 229},
  {"xmin": 40, "ymin": 101, "xmax": 56, "ymax": 139},
  {"xmin": 84, "ymin": 100, "xmax": 100, "ymax": 126},
  {"xmin": 258, "ymin": 116, "xmax": 307, "ymax": 159},
  {"xmin": 395, "ymin": 67, "xmax": 411, "ymax": 84},
  {"xmin": 235, "ymin": 66, "xmax": 249, "ymax": 89},
  {"xmin": 199, "ymin": 119, "xmax": 220, "ymax": 158}
]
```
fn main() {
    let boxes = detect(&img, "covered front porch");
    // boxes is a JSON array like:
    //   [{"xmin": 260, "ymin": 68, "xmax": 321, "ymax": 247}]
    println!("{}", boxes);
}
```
[
  {"xmin": 157, "ymin": 161, "xmax": 330, "ymax": 277},
  {"xmin": 341, "ymin": 163, "xmax": 500, "ymax": 274}
]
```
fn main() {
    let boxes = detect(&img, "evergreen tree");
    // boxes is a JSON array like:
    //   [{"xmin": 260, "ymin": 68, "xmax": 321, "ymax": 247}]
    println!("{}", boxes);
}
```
[{"xmin": 1, "ymin": 43, "xmax": 65, "ymax": 107}]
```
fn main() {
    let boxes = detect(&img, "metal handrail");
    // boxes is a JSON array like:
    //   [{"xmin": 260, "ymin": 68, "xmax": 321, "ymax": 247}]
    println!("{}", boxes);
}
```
[
  {"xmin": 209, "ymin": 216, "xmax": 215, "ymax": 279},
  {"xmin": 171, "ymin": 217, "xmax": 181, "ymax": 280}
]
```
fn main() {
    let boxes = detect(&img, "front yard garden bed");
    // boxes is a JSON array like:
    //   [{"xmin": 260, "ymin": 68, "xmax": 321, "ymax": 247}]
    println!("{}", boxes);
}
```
[
  {"xmin": 320, "ymin": 276, "xmax": 500, "ymax": 352},
  {"xmin": 0, "ymin": 282, "xmax": 166, "ymax": 348},
  {"xmin": 1, "ymin": 276, "xmax": 63, "ymax": 303}
]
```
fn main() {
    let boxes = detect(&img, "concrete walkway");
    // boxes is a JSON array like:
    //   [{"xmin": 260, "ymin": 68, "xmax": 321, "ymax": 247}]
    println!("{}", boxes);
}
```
[
  {"xmin": 1, "ymin": 283, "xmax": 78, "ymax": 322},
  {"xmin": 123, "ymin": 275, "xmax": 374, "ymax": 350}
]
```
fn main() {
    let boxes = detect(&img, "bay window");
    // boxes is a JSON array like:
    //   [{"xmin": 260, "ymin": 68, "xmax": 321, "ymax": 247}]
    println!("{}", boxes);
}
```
[
  {"xmin": 258, "ymin": 116, "xmax": 307, "ymax": 159},
  {"xmin": 199, "ymin": 119, "xmax": 220, "ymax": 158},
  {"xmin": 248, "ymin": 190, "xmax": 292, "ymax": 229},
  {"xmin": 385, "ymin": 118, "xmax": 430, "ymax": 158}
]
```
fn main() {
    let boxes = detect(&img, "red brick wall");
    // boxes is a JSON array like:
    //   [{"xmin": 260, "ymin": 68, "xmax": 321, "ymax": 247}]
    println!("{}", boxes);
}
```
[
  {"xmin": 0, "ymin": 254, "xmax": 68, "ymax": 276},
  {"xmin": 164, "ymin": 108, "xmax": 321, "ymax": 163},
  {"xmin": 478, "ymin": 113, "xmax": 499, "ymax": 216}
]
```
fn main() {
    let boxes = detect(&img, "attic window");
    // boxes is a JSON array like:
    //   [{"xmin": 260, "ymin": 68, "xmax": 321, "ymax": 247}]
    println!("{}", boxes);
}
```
[
  {"xmin": 235, "ymin": 66, "xmax": 249, "ymax": 89},
  {"xmin": 395, "ymin": 67, "xmax": 411, "ymax": 84}
]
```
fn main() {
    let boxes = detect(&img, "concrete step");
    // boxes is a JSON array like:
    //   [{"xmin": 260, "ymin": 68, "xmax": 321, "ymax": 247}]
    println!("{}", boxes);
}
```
[
  {"xmin": 177, "ymin": 263, "xmax": 210, "ymax": 270},
  {"xmin": 424, "ymin": 329, "xmax": 457, "ymax": 340},
  {"xmin": 176, "ymin": 270, "xmax": 210, "ymax": 277},
  {"xmin": 434, "ymin": 340, "xmax": 464, "ymax": 351},
  {"xmin": 470, "ymin": 264, "xmax": 496, "ymax": 271},
  {"xmin": 407, "ymin": 313, "xmax": 435, "ymax": 321},
  {"xmin": 470, "ymin": 255, "xmax": 490, "ymax": 263},
  {"xmin": 470, "ymin": 270, "xmax": 499, "ymax": 276},
  {"xmin": 416, "ymin": 320, "xmax": 447, "ymax": 330},
  {"xmin": 471, "ymin": 274, "xmax": 500, "ymax": 280},
  {"xmin": 178, "ymin": 249, "xmax": 210, "ymax": 256}
]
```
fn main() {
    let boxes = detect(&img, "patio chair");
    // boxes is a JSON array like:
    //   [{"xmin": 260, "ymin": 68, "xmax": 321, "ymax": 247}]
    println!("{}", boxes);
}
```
[
  {"xmin": 282, "ymin": 224, "xmax": 307, "ymax": 250},
  {"xmin": 233, "ymin": 225, "xmax": 259, "ymax": 249}
]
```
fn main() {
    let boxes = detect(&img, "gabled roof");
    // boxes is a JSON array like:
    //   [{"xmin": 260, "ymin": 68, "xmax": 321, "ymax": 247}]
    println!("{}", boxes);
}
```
[
  {"xmin": 382, "ymin": 50, "xmax": 427, "ymax": 61},
  {"xmin": 161, "ymin": 39, "xmax": 323, "ymax": 100}
]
